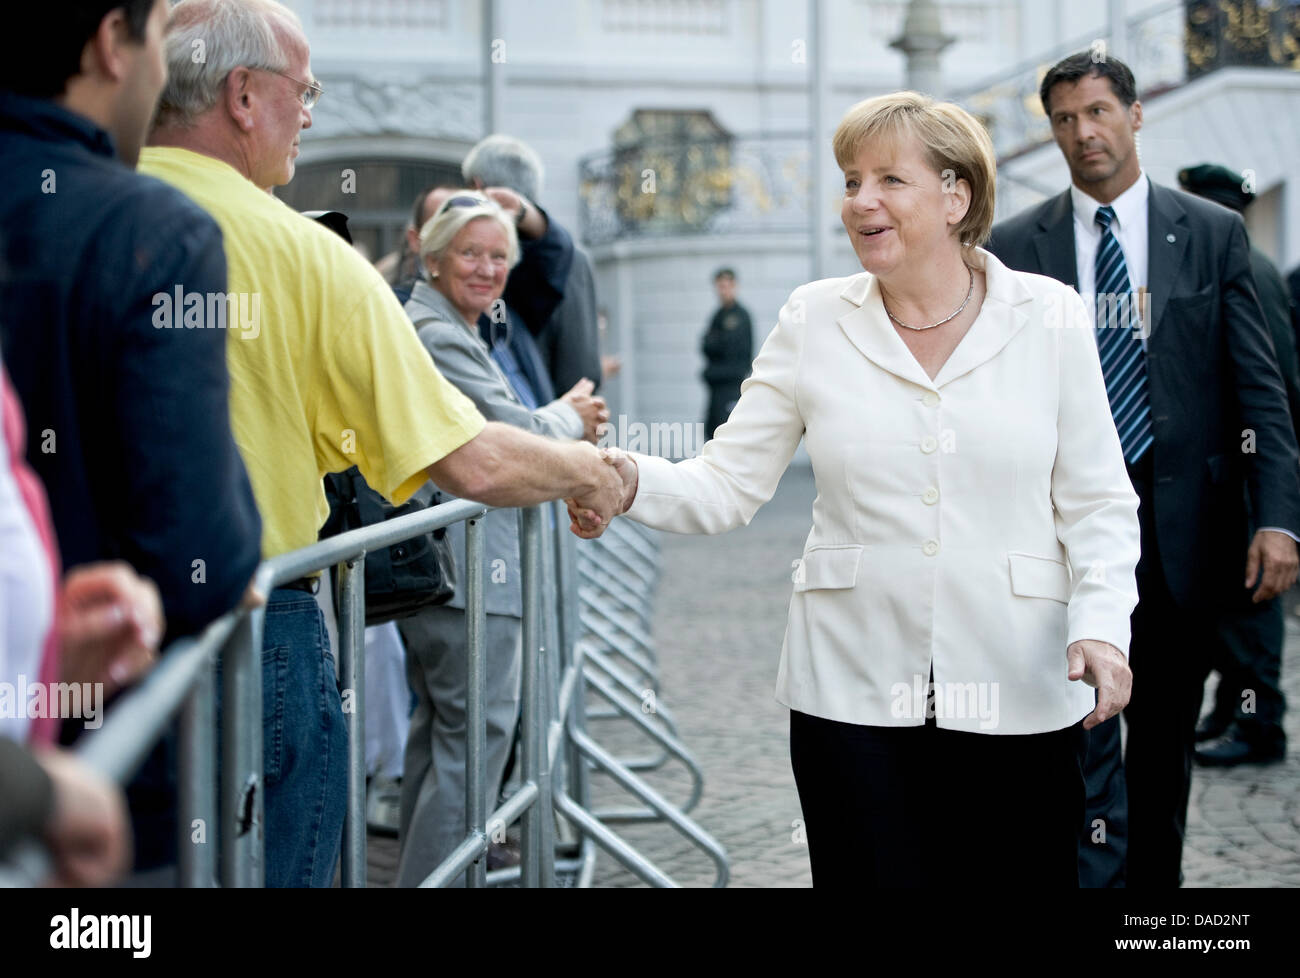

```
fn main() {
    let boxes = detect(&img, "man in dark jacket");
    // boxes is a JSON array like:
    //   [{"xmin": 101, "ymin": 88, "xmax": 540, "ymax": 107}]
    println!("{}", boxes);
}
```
[
  {"xmin": 0, "ymin": 0, "xmax": 262, "ymax": 870},
  {"xmin": 986, "ymin": 53, "xmax": 1300, "ymax": 888},
  {"xmin": 701, "ymin": 268, "xmax": 754, "ymax": 438},
  {"xmin": 1178, "ymin": 163, "xmax": 1296, "ymax": 768}
]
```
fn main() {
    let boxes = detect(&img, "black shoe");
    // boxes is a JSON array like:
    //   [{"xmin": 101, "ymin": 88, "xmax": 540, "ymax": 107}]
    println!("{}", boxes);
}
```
[
  {"xmin": 1194, "ymin": 728, "xmax": 1286, "ymax": 767},
  {"xmin": 1194, "ymin": 713, "xmax": 1233, "ymax": 743},
  {"xmin": 487, "ymin": 841, "xmax": 521, "ymax": 871}
]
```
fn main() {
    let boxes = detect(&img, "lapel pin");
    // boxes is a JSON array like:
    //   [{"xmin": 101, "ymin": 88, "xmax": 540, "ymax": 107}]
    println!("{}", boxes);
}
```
[{"xmin": 1166, "ymin": 233, "xmax": 1176, "ymax": 243}]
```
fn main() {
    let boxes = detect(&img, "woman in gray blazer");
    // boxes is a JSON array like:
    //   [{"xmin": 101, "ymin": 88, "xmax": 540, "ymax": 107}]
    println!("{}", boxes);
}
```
[{"xmin": 395, "ymin": 191, "xmax": 606, "ymax": 887}]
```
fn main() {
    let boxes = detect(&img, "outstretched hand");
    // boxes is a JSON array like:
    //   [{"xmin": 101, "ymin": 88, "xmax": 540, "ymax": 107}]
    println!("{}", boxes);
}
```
[
  {"xmin": 566, "ymin": 447, "xmax": 638, "ymax": 539},
  {"xmin": 1066, "ymin": 639, "xmax": 1131, "ymax": 730}
]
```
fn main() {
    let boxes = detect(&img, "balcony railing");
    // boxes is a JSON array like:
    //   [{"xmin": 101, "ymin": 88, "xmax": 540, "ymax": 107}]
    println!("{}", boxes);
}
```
[
  {"xmin": 578, "ymin": 133, "xmax": 811, "ymax": 246},
  {"xmin": 949, "ymin": 0, "xmax": 1189, "ymax": 161}
]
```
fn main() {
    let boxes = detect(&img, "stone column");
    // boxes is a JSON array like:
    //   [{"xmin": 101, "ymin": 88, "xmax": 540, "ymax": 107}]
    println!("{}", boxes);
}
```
[{"xmin": 888, "ymin": 0, "xmax": 956, "ymax": 96}]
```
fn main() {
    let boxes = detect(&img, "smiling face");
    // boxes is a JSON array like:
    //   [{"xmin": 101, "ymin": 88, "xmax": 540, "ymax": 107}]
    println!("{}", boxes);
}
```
[
  {"xmin": 1046, "ymin": 72, "xmax": 1142, "ymax": 201},
  {"xmin": 840, "ymin": 130, "xmax": 970, "ymax": 279},
  {"xmin": 430, "ymin": 217, "xmax": 511, "ymax": 323}
]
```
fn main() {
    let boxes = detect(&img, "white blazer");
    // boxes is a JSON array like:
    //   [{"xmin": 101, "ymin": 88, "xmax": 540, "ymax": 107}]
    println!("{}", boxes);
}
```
[{"xmin": 626, "ymin": 248, "xmax": 1141, "ymax": 734}]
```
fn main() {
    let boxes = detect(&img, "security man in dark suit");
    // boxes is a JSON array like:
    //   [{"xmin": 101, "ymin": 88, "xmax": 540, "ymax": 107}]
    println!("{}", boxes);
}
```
[
  {"xmin": 1177, "ymin": 163, "xmax": 1297, "ymax": 768},
  {"xmin": 986, "ymin": 53, "xmax": 1300, "ymax": 888},
  {"xmin": 701, "ymin": 268, "xmax": 754, "ymax": 438}
]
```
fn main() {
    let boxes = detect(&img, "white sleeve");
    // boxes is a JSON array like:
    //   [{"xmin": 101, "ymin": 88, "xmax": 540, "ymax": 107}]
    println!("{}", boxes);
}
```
[
  {"xmin": 1050, "ymin": 287, "xmax": 1142, "ymax": 656},
  {"xmin": 626, "ymin": 291, "xmax": 806, "ymax": 534}
]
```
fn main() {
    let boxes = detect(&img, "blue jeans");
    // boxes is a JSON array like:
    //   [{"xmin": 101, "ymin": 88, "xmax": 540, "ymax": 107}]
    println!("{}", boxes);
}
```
[{"xmin": 218, "ymin": 589, "xmax": 347, "ymax": 887}]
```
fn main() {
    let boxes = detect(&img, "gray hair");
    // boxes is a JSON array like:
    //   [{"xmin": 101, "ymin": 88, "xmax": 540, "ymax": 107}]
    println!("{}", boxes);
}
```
[
  {"xmin": 156, "ymin": 0, "xmax": 303, "ymax": 128},
  {"xmin": 419, "ymin": 193, "xmax": 520, "ymax": 269},
  {"xmin": 462, "ymin": 134, "xmax": 545, "ymax": 203}
]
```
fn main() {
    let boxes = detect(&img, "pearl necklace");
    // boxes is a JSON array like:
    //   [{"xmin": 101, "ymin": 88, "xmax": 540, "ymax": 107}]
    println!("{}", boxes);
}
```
[{"xmin": 883, "ymin": 266, "xmax": 974, "ymax": 331}]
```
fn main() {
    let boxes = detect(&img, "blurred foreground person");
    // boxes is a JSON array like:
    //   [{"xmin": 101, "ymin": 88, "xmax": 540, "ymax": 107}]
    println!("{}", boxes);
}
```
[{"xmin": 0, "ymin": 0, "xmax": 261, "ymax": 872}]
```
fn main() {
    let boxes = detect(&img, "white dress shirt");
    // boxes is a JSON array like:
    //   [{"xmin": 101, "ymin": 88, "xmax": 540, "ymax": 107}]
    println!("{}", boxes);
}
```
[
  {"xmin": 1072, "ymin": 171, "xmax": 1149, "ymax": 347},
  {"xmin": 626, "ymin": 249, "xmax": 1141, "ymax": 735}
]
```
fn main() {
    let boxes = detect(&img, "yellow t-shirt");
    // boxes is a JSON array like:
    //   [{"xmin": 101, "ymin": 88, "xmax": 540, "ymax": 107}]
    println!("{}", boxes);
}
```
[{"xmin": 138, "ymin": 146, "xmax": 485, "ymax": 558}]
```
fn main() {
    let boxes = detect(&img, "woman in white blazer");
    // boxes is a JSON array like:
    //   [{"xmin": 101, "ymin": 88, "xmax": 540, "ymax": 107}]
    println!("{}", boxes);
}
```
[{"xmin": 574, "ymin": 93, "xmax": 1142, "ymax": 887}]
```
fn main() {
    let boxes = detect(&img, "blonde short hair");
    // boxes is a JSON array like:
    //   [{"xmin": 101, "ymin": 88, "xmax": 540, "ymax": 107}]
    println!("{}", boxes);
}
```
[
  {"xmin": 832, "ymin": 91, "xmax": 996, "ymax": 249},
  {"xmin": 418, "ymin": 191, "xmax": 520, "ymax": 268}
]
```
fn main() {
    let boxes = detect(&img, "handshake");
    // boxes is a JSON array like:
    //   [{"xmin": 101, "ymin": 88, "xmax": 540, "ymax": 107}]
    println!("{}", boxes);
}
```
[{"xmin": 566, "ymin": 446, "xmax": 638, "ymax": 539}]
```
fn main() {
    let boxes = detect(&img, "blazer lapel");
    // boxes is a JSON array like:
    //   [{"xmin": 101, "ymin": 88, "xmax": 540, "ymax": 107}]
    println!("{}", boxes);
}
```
[
  {"xmin": 1146, "ymin": 182, "xmax": 1189, "ymax": 337},
  {"xmin": 932, "ymin": 249, "xmax": 1033, "ymax": 388},
  {"xmin": 1032, "ymin": 191, "xmax": 1078, "ymax": 289},
  {"xmin": 835, "ymin": 251, "xmax": 1034, "ymax": 392},
  {"xmin": 836, "ymin": 274, "xmax": 936, "ymax": 391}
]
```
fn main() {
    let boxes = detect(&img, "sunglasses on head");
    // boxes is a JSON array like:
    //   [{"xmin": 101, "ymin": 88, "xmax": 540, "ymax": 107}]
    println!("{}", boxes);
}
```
[{"xmin": 435, "ymin": 193, "xmax": 490, "ymax": 216}]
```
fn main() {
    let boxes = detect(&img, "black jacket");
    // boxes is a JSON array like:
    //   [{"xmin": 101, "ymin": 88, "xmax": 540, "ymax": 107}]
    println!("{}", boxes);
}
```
[
  {"xmin": 987, "ymin": 181, "xmax": 1300, "ymax": 609},
  {"xmin": 0, "ymin": 93, "xmax": 261, "ymax": 639},
  {"xmin": 701, "ymin": 302, "xmax": 753, "ymax": 386}
]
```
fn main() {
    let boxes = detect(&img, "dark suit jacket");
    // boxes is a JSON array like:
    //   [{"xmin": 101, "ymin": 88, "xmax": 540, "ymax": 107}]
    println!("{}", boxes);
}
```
[
  {"xmin": 987, "ymin": 181, "xmax": 1300, "ymax": 609},
  {"xmin": 1250, "ymin": 246, "xmax": 1300, "ymax": 442}
]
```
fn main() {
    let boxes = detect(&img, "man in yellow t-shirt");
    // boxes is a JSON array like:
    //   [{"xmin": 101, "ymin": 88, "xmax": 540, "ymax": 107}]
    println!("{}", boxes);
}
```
[{"xmin": 142, "ymin": 0, "xmax": 622, "ymax": 887}]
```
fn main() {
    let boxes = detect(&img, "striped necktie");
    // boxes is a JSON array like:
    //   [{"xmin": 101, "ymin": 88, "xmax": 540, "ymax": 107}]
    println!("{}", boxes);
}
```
[{"xmin": 1093, "ymin": 205, "xmax": 1153, "ymax": 464}]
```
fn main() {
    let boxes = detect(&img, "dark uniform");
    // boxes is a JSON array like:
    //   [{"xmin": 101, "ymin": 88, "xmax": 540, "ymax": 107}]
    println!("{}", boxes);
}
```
[
  {"xmin": 1179, "ymin": 163, "xmax": 1296, "ymax": 767},
  {"xmin": 701, "ymin": 301, "xmax": 753, "ymax": 438}
]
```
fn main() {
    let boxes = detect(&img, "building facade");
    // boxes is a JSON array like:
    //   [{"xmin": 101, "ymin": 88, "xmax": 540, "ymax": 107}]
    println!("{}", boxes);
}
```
[{"xmin": 282, "ymin": 0, "xmax": 1300, "ymax": 440}]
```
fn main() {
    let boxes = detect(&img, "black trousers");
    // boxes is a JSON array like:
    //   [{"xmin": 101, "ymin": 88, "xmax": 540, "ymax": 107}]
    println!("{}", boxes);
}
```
[
  {"xmin": 1206, "ymin": 595, "xmax": 1287, "ymax": 745},
  {"xmin": 789, "ymin": 710, "xmax": 1085, "ymax": 888},
  {"xmin": 1077, "ymin": 713, "xmax": 1128, "ymax": 887},
  {"xmin": 1122, "ymin": 455, "xmax": 1213, "ymax": 888},
  {"xmin": 705, "ymin": 382, "xmax": 742, "ymax": 439}
]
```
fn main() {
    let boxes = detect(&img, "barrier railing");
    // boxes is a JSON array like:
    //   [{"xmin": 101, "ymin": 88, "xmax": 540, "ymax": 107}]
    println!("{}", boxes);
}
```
[{"xmin": 1, "ymin": 495, "xmax": 729, "ymax": 888}]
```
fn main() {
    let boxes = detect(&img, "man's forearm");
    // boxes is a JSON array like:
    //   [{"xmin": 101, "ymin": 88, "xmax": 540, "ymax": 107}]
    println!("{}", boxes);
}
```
[{"xmin": 430, "ymin": 422, "xmax": 601, "ymax": 508}]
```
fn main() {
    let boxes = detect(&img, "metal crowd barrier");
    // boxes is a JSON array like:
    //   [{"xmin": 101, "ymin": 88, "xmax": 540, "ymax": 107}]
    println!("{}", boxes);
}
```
[{"xmin": 1, "ymin": 494, "xmax": 728, "ymax": 888}]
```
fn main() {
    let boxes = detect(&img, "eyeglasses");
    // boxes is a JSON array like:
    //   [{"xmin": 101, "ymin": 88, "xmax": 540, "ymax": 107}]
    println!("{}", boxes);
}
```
[
  {"xmin": 452, "ymin": 246, "xmax": 510, "ymax": 270},
  {"xmin": 255, "ymin": 67, "xmax": 324, "ymax": 110}
]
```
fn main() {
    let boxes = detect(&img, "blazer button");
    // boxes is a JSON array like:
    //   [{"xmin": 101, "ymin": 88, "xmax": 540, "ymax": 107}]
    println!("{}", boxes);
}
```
[
  {"xmin": 922, "ymin": 539, "xmax": 939, "ymax": 556},
  {"xmin": 922, "ymin": 392, "xmax": 940, "ymax": 408},
  {"xmin": 921, "ymin": 436, "xmax": 938, "ymax": 454},
  {"xmin": 922, "ymin": 486, "xmax": 939, "ymax": 505}
]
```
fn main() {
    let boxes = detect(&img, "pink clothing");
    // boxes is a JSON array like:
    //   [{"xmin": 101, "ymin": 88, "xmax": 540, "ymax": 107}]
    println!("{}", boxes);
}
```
[{"xmin": 1, "ymin": 366, "xmax": 60, "ymax": 745}]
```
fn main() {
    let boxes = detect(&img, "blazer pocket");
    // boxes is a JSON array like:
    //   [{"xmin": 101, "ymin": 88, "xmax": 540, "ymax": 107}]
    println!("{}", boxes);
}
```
[
  {"xmin": 1008, "ymin": 551, "xmax": 1070, "ymax": 604},
  {"xmin": 792, "ymin": 544, "xmax": 863, "ymax": 592},
  {"xmin": 1167, "ymin": 282, "xmax": 1216, "ymax": 320}
]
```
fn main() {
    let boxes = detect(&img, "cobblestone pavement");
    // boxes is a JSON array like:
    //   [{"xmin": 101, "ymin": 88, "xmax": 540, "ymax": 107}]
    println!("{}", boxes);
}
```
[{"xmin": 369, "ymin": 465, "xmax": 1300, "ymax": 887}]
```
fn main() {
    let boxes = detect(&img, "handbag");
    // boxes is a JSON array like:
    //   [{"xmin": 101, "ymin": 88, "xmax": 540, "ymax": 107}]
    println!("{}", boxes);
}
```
[{"xmin": 320, "ymin": 465, "xmax": 457, "ymax": 626}]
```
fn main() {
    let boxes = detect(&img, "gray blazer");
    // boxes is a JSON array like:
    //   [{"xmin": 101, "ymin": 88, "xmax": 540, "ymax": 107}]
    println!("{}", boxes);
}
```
[{"xmin": 405, "ymin": 280, "xmax": 582, "ymax": 616}]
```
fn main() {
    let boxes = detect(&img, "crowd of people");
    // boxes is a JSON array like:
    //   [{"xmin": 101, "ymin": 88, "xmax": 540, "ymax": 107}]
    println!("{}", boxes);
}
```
[
  {"xmin": 0, "ymin": 0, "xmax": 624, "ymax": 887},
  {"xmin": 1, "ymin": 0, "xmax": 1297, "ymax": 891}
]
